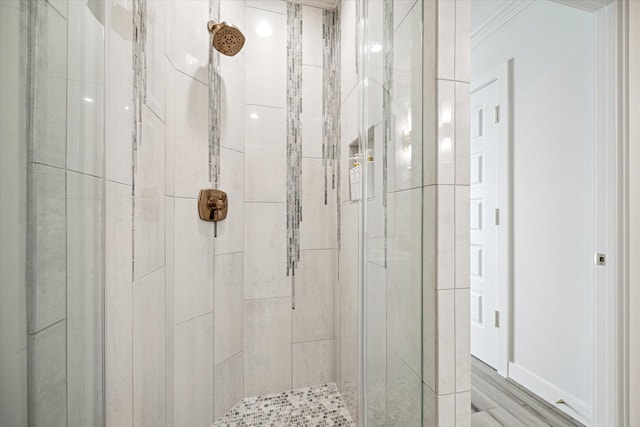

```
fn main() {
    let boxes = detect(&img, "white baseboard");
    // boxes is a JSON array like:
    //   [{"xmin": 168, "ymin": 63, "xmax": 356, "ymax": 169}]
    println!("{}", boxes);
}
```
[{"xmin": 508, "ymin": 362, "xmax": 592, "ymax": 426}]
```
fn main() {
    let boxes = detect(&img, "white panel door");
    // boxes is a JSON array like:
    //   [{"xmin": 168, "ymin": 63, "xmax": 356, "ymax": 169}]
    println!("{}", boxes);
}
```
[{"xmin": 470, "ymin": 80, "xmax": 498, "ymax": 368}]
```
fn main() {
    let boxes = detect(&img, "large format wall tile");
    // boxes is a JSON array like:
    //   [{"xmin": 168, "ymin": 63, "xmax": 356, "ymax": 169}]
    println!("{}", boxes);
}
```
[
  {"xmin": 220, "ymin": 51, "xmax": 246, "ymax": 154},
  {"xmin": 28, "ymin": 320, "xmax": 66, "ymax": 427},
  {"xmin": 214, "ymin": 351, "xmax": 244, "ymax": 420},
  {"xmin": 215, "ymin": 147, "xmax": 244, "ymax": 255},
  {"xmin": 245, "ymin": 7, "xmax": 286, "ymax": 107},
  {"xmin": 173, "ymin": 197, "xmax": 214, "ymax": 324},
  {"xmin": 146, "ymin": 0, "xmax": 167, "ymax": 121},
  {"xmin": 244, "ymin": 203, "xmax": 287, "ymax": 299},
  {"xmin": 245, "ymin": 105, "xmax": 286, "ymax": 203},
  {"xmin": 168, "ymin": 0, "xmax": 209, "ymax": 84},
  {"xmin": 132, "ymin": 268, "xmax": 166, "ymax": 427},
  {"xmin": 33, "ymin": 2, "xmax": 67, "ymax": 169},
  {"xmin": 300, "ymin": 158, "xmax": 337, "ymax": 250},
  {"xmin": 302, "ymin": 5, "xmax": 322, "ymax": 67},
  {"xmin": 67, "ymin": 80, "xmax": 104, "ymax": 177},
  {"xmin": 133, "ymin": 107, "xmax": 166, "ymax": 280},
  {"xmin": 292, "ymin": 339, "xmax": 334, "ymax": 389},
  {"xmin": 30, "ymin": 164, "xmax": 66, "ymax": 333},
  {"xmin": 105, "ymin": 0, "xmax": 133, "ymax": 185},
  {"xmin": 66, "ymin": 172, "xmax": 104, "ymax": 427},
  {"xmin": 67, "ymin": 0, "xmax": 104, "ymax": 84},
  {"xmin": 386, "ymin": 348, "xmax": 422, "ymax": 426},
  {"xmin": 214, "ymin": 252, "xmax": 244, "ymax": 365},
  {"xmin": 388, "ymin": 4, "xmax": 423, "ymax": 192},
  {"xmin": 106, "ymin": 381, "xmax": 133, "ymax": 427},
  {"xmin": 293, "ymin": 250, "xmax": 335, "ymax": 343},
  {"xmin": 167, "ymin": 70, "xmax": 210, "ymax": 198},
  {"xmin": 244, "ymin": 297, "xmax": 292, "ymax": 396},
  {"xmin": 105, "ymin": 181, "xmax": 133, "ymax": 407},
  {"xmin": 301, "ymin": 65, "xmax": 323, "ymax": 159},
  {"xmin": 173, "ymin": 313, "xmax": 214, "ymax": 427},
  {"xmin": 386, "ymin": 188, "xmax": 422, "ymax": 376},
  {"xmin": 339, "ymin": 202, "xmax": 359, "ymax": 313}
]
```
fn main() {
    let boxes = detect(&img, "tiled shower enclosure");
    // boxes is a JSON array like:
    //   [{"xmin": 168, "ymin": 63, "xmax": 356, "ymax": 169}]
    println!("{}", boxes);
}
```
[{"xmin": 0, "ymin": 0, "xmax": 471, "ymax": 426}]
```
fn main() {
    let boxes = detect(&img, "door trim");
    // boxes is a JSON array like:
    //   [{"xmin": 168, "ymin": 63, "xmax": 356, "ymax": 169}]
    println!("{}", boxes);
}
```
[{"xmin": 470, "ymin": 60, "xmax": 511, "ymax": 378}]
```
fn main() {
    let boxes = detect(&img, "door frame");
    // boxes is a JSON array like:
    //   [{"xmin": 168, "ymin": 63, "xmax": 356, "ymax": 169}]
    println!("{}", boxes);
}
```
[
  {"xmin": 469, "ymin": 1, "xmax": 628, "ymax": 424},
  {"xmin": 469, "ymin": 61, "xmax": 511, "ymax": 378}
]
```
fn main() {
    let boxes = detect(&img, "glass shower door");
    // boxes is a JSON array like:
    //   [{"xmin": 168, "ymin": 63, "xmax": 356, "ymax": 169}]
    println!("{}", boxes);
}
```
[{"xmin": 361, "ymin": 0, "xmax": 424, "ymax": 425}]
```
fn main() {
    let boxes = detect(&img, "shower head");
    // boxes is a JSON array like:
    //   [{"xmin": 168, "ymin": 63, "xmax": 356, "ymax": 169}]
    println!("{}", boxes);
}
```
[{"xmin": 207, "ymin": 21, "xmax": 245, "ymax": 56}]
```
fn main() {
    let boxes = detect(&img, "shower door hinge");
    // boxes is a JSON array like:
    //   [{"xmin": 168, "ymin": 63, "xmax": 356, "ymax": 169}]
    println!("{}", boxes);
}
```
[
  {"xmin": 494, "ymin": 105, "xmax": 500, "ymax": 123},
  {"xmin": 494, "ymin": 310, "xmax": 500, "ymax": 328},
  {"xmin": 495, "ymin": 208, "xmax": 500, "ymax": 225}
]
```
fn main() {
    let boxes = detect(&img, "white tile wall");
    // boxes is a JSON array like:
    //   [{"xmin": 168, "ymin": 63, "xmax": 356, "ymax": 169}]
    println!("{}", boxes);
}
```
[
  {"xmin": 105, "ymin": 0, "xmax": 133, "ymax": 186},
  {"xmin": 132, "ymin": 268, "xmax": 166, "ymax": 427},
  {"xmin": 244, "ymin": 203, "xmax": 287, "ymax": 299},
  {"xmin": 215, "ymin": 148, "xmax": 245, "ymax": 255},
  {"xmin": 66, "ymin": 172, "xmax": 104, "ymax": 427},
  {"xmin": 300, "ymin": 158, "xmax": 337, "ymax": 250},
  {"xmin": 389, "ymin": 3, "xmax": 423, "ymax": 192},
  {"xmin": 437, "ymin": 185, "xmax": 455, "ymax": 290},
  {"xmin": 386, "ymin": 188, "xmax": 422, "ymax": 376},
  {"xmin": 107, "ymin": 381, "xmax": 133, "ymax": 427},
  {"xmin": 31, "ymin": 164, "xmax": 66, "ymax": 333},
  {"xmin": 437, "ymin": 0, "xmax": 456, "ymax": 80},
  {"xmin": 455, "ymin": 81, "xmax": 471, "ymax": 185},
  {"xmin": 386, "ymin": 348, "xmax": 422, "ymax": 426},
  {"xmin": 29, "ymin": 321, "xmax": 67, "ymax": 427},
  {"xmin": 245, "ymin": 7, "xmax": 287, "ymax": 107},
  {"xmin": 214, "ymin": 351, "xmax": 244, "ymax": 419},
  {"xmin": 67, "ymin": 0, "xmax": 104, "ymax": 84},
  {"xmin": 293, "ymin": 250, "xmax": 335, "ymax": 343},
  {"xmin": 105, "ymin": 181, "xmax": 133, "ymax": 407},
  {"xmin": 244, "ymin": 105, "xmax": 286, "ymax": 202},
  {"xmin": 168, "ymin": 0, "xmax": 209, "ymax": 84},
  {"xmin": 173, "ymin": 197, "xmax": 214, "ymax": 324},
  {"xmin": 302, "ymin": 6, "xmax": 322, "ymax": 67},
  {"xmin": 220, "ymin": 54, "xmax": 246, "ymax": 153},
  {"xmin": 133, "ymin": 106, "xmax": 165, "ymax": 280},
  {"xmin": 67, "ymin": 80, "xmax": 104, "ymax": 177},
  {"xmin": 301, "ymin": 66, "xmax": 323, "ymax": 159},
  {"xmin": 394, "ymin": 0, "xmax": 419, "ymax": 31},
  {"xmin": 33, "ymin": 4, "xmax": 67, "ymax": 169},
  {"xmin": 146, "ymin": 0, "xmax": 167, "ymax": 121},
  {"xmin": 167, "ymin": 70, "xmax": 210, "ymax": 198},
  {"xmin": 214, "ymin": 252, "xmax": 244, "ymax": 364},
  {"xmin": 173, "ymin": 313, "xmax": 214, "ymax": 427},
  {"xmin": 244, "ymin": 297, "xmax": 292, "ymax": 396},
  {"xmin": 292, "ymin": 339, "xmax": 335, "ymax": 389}
]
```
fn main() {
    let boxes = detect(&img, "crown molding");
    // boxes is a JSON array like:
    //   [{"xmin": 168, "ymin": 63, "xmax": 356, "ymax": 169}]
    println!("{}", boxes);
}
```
[{"xmin": 471, "ymin": 0, "xmax": 534, "ymax": 49}]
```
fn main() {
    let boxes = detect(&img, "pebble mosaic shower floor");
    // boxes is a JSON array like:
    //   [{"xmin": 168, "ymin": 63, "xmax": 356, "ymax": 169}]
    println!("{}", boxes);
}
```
[{"xmin": 213, "ymin": 383, "xmax": 355, "ymax": 426}]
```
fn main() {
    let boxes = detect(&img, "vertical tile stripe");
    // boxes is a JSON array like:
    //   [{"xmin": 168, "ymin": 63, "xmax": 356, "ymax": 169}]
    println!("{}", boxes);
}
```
[{"xmin": 287, "ymin": 3, "xmax": 303, "ymax": 307}]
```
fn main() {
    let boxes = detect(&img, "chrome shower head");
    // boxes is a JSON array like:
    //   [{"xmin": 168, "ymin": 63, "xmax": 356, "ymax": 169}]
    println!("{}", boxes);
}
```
[{"xmin": 207, "ymin": 21, "xmax": 245, "ymax": 56}]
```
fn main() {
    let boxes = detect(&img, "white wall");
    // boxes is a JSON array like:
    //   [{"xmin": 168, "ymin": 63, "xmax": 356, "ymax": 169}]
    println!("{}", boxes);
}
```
[
  {"xmin": 471, "ymin": 0, "xmax": 595, "ymax": 419},
  {"xmin": 0, "ymin": 2, "xmax": 28, "ymax": 426},
  {"xmin": 628, "ymin": 1, "xmax": 640, "ymax": 425}
]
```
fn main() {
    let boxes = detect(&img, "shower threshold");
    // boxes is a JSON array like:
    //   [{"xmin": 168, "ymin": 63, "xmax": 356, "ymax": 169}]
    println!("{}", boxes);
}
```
[{"xmin": 213, "ymin": 382, "xmax": 355, "ymax": 426}]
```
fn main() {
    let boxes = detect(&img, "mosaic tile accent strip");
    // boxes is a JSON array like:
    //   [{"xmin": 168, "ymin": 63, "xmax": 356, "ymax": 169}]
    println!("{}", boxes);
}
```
[
  {"xmin": 213, "ymin": 383, "xmax": 355, "ymax": 426},
  {"xmin": 209, "ymin": 0, "xmax": 221, "ymax": 188},
  {"xmin": 132, "ymin": 0, "xmax": 147, "ymax": 169},
  {"xmin": 382, "ymin": 0, "xmax": 393, "ymax": 267},
  {"xmin": 322, "ymin": 7, "xmax": 341, "ymax": 246},
  {"xmin": 286, "ymin": 2, "xmax": 303, "ymax": 306},
  {"xmin": 132, "ymin": 0, "xmax": 147, "ymax": 271}
]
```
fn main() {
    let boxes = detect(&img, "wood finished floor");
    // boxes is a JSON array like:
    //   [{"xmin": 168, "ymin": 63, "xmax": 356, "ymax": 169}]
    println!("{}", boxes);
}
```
[{"xmin": 471, "ymin": 357, "xmax": 585, "ymax": 427}]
